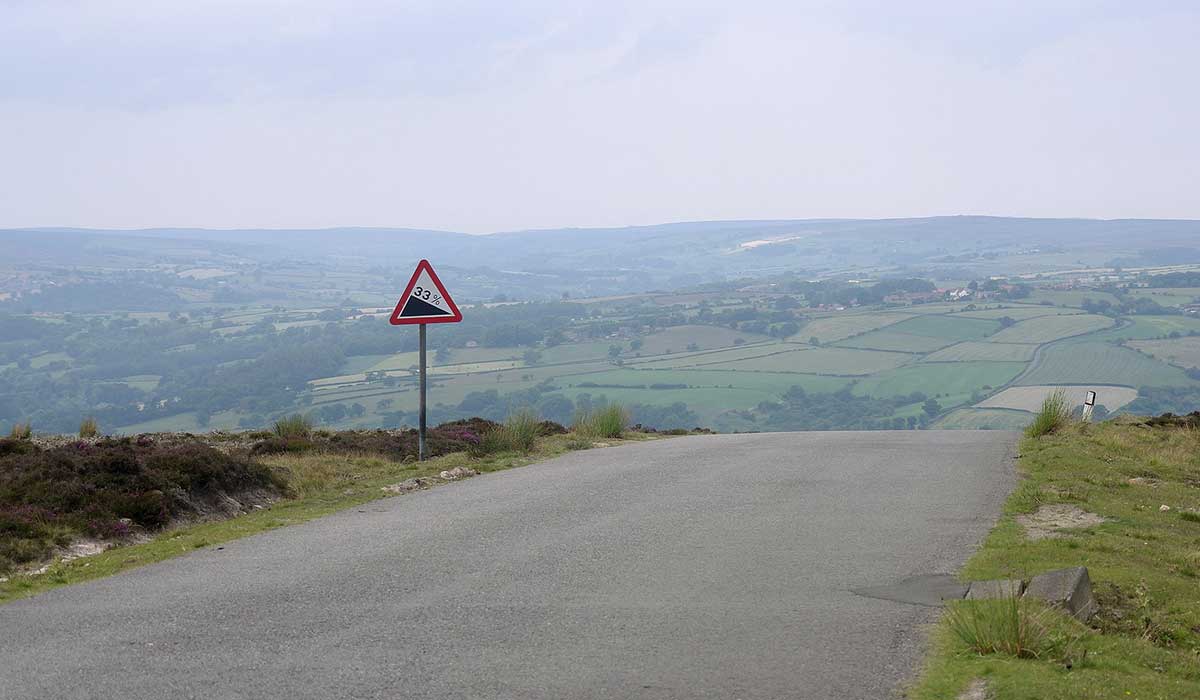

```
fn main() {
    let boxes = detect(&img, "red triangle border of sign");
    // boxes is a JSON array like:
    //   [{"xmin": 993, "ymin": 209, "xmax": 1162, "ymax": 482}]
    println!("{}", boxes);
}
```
[{"xmin": 389, "ymin": 259, "xmax": 463, "ymax": 325}]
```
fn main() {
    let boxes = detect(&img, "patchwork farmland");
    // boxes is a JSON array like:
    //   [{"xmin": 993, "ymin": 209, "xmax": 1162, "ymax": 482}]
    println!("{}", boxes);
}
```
[
  {"xmin": 17, "ymin": 267, "xmax": 1192, "ymax": 437},
  {"xmin": 257, "ymin": 294, "xmax": 1200, "ymax": 433}
]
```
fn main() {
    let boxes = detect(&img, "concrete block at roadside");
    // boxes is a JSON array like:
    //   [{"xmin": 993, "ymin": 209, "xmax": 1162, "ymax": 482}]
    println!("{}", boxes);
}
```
[
  {"xmin": 964, "ymin": 579, "xmax": 1024, "ymax": 600},
  {"xmin": 1023, "ymin": 566, "xmax": 1096, "ymax": 621}
]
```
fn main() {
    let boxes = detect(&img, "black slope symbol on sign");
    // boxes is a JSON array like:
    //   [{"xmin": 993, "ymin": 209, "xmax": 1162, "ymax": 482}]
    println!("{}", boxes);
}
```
[{"xmin": 400, "ymin": 295, "xmax": 452, "ymax": 318}]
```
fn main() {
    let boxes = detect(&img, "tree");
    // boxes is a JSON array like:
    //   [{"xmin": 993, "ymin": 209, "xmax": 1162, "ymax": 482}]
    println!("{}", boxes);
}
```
[
  {"xmin": 536, "ymin": 394, "xmax": 575, "ymax": 424},
  {"xmin": 922, "ymin": 398, "xmax": 942, "ymax": 418},
  {"xmin": 809, "ymin": 336, "xmax": 820, "ymax": 347},
  {"xmin": 630, "ymin": 338, "xmax": 644, "ymax": 351},
  {"xmin": 523, "ymin": 349, "xmax": 543, "ymax": 365},
  {"xmin": 434, "ymin": 347, "xmax": 451, "ymax": 363},
  {"xmin": 770, "ymin": 321, "xmax": 799, "ymax": 338},
  {"xmin": 608, "ymin": 344, "xmax": 623, "ymax": 358},
  {"xmin": 348, "ymin": 402, "xmax": 366, "ymax": 418}
]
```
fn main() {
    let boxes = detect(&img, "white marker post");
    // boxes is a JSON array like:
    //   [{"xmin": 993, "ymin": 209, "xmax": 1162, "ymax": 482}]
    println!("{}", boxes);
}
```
[
  {"xmin": 389, "ymin": 260, "xmax": 463, "ymax": 460},
  {"xmin": 1081, "ymin": 390, "xmax": 1097, "ymax": 422}
]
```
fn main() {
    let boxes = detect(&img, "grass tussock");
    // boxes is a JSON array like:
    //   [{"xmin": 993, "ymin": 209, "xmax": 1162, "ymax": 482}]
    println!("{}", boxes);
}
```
[
  {"xmin": 8, "ymin": 422, "xmax": 32, "ymax": 440},
  {"xmin": 946, "ymin": 596, "xmax": 1054, "ymax": 659},
  {"xmin": 472, "ymin": 409, "xmax": 541, "ymax": 456},
  {"xmin": 572, "ymin": 404, "xmax": 629, "ymax": 440},
  {"xmin": 1024, "ymin": 388, "xmax": 1072, "ymax": 438},
  {"xmin": 272, "ymin": 414, "xmax": 312, "ymax": 439},
  {"xmin": 78, "ymin": 417, "xmax": 99, "ymax": 439}
]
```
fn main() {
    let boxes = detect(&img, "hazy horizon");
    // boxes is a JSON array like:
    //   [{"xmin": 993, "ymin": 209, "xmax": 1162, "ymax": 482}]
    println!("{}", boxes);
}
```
[{"xmin": 8, "ymin": 212, "xmax": 1200, "ymax": 238}]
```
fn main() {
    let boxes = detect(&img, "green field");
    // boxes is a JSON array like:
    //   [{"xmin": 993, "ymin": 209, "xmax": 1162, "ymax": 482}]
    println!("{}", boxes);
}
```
[
  {"xmin": 1023, "ymin": 288, "xmax": 1121, "ymax": 307},
  {"xmin": 889, "ymin": 302, "xmax": 979, "ymax": 315},
  {"xmin": 852, "ymin": 362, "xmax": 1025, "ymax": 400},
  {"xmin": 558, "ymin": 367, "xmax": 851, "ymax": 395},
  {"xmin": 688, "ymin": 346, "xmax": 913, "ymax": 375},
  {"xmin": 955, "ymin": 306, "xmax": 1083, "ymax": 321},
  {"xmin": 834, "ymin": 330, "xmax": 949, "ymax": 353},
  {"xmin": 1128, "ymin": 336, "xmax": 1200, "ymax": 369},
  {"xmin": 892, "ymin": 314, "xmax": 1001, "ymax": 338},
  {"xmin": 28, "ymin": 352, "xmax": 71, "ymax": 369},
  {"xmin": 121, "ymin": 375, "xmax": 162, "ymax": 392},
  {"xmin": 555, "ymin": 367, "xmax": 852, "ymax": 423},
  {"xmin": 635, "ymin": 325, "xmax": 769, "ymax": 353},
  {"xmin": 341, "ymin": 354, "xmax": 392, "ymax": 374},
  {"xmin": 1079, "ymin": 315, "xmax": 1200, "ymax": 343},
  {"xmin": 1124, "ymin": 287, "xmax": 1200, "ymax": 306},
  {"xmin": 1016, "ymin": 342, "xmax": 1200, "ymax": 388},
  {"xmin": 794, "ymin": 312, "xmax": 914, "ymax": 343},
  {"xmin": 987, "ymin": 313, "xmax": 1113, "ymax": 343},
  {"xmin": 836, "ymin": 315, "xmax": 1000, "ymax": 353},
  {"xmin": 627, "ymin": 342, "xmax": 788, "ymax": 369},
  {"xmin": 540, "ymin": 341, "xmax": 621, "ymax": 364},
  {"xmin": 922, "ymin": 341, "xmax": 1038, "ymax": 363}
]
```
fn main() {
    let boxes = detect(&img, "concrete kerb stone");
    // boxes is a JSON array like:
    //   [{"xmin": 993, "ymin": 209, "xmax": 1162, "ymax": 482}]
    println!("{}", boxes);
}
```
[
  {"xmin": 964, "ymin": 579, "xmax": 1024, "ymax": 600},
  {"xmin": 1022, "ymin": 566, "xmax": 1097, "ymax": 621}
]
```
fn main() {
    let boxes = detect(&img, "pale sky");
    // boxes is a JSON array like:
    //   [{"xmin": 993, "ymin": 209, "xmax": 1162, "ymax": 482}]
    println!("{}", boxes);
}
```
[{"xmin": 2, "ymin": 1, "xmax": 1197, "ymax": 233}]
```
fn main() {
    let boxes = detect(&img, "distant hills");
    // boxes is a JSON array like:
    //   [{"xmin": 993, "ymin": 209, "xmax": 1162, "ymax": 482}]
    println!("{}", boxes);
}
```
[{"xmin": 6, "ymin": 216, "xmax": 1200, "ymax": 297}]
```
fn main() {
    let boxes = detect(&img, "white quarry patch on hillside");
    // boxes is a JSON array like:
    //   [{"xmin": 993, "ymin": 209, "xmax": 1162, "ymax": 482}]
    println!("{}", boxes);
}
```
[{"xmin": 737, "ymin": 235, "xmax": 808, "ymax": 250}]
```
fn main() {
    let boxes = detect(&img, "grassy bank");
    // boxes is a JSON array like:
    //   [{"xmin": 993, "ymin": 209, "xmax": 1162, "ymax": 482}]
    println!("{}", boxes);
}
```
[
  {"xmin": 1, "ymin": 417, "xmax": 659, "ymax": 605},
  {"xmin": 910, "ymin": 418, "xmax": 1200, "ymax": 698}
]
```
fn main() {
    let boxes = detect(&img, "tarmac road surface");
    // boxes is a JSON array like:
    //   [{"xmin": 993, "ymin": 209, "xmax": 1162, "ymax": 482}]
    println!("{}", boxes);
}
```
[{"xmin": 0, "ymin": 431, "xmax": 1016, "ymax": 699}]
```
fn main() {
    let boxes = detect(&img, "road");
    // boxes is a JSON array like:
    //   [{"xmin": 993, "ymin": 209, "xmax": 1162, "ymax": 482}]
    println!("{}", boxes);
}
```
[{"xmin": 0, "ymin": 431, "xmax": 1015, "ymax": 700}]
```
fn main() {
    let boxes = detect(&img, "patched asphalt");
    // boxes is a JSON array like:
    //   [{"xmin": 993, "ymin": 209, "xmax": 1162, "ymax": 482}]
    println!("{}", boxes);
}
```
[{"xmin": 0, "ymin": 431, "xmax": 1016, "ymax": 699}]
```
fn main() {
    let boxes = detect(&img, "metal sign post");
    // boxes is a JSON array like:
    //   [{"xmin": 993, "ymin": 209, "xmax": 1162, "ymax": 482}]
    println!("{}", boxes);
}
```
[
  {"xmin": 1082, "ymin": 390, "xmax": 1097, "ymax": 423},
  {"xmin": 419, "ymin": 324, "xmax": 427, "ymax": 459},
  {"xmin": 389, "ymin": 260, "xmax": 463, "ymax": 461}
]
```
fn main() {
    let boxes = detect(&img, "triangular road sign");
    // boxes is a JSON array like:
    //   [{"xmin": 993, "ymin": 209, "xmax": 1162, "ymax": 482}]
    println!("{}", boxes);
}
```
[{"xmin": 389, "ymin": 260, "xmax": 463, "ymax": 325}]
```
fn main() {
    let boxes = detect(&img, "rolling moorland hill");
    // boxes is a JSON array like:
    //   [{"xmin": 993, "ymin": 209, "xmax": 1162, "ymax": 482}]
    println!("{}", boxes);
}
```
[{"xmin": 7, "ymin": 216, "xmax": 1200, "ymax": 297}]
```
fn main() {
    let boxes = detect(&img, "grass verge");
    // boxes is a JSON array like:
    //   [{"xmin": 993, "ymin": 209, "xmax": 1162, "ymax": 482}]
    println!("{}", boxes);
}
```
[
  {"xmin": 0, "ymin": 431, "xmax": 659, "ymax": 606},
  {"xmin": 909, "ymin": 418, "xmax": 1200, "ymax": 699}
]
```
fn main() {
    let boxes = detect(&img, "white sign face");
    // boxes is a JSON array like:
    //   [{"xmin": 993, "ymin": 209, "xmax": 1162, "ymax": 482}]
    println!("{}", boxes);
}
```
[
  {"xmin": 389, "ymin": 260, "xmax": 462, "ymax": 325},
  {"xmin": 1084, "ymin": 391, "xmax": 1097, "ymax": 406}
]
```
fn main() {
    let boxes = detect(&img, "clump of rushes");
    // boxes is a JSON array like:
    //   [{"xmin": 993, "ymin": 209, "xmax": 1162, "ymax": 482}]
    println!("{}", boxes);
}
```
[
  {"xmin": 945, "ymin": 596, "xmax": 1054, "ymax": 659},
  {"xmin": 572, "ymin": 404, "xmax": 629, "ymax": 439},
  {"xmin": 499, "ymin": 408, "xmax": 540, "ymax": 452},
  {"xmin": 272, "ymin": 414, "xmax": 312, "ymax": 439},
  {"xmin": 78, "ymin": 417, "xmax": 99, "ymax": 438},
  {"xmin": 9, "ymin": 422, "xmax": 32, "ymax": 440},
  {"xmin": 472, "ymin": 408, "xmax": 540, "ymax": 456},
  {"xmin": 1025, "ymin": 388, "xmax": 1072, "ymax": 438}
]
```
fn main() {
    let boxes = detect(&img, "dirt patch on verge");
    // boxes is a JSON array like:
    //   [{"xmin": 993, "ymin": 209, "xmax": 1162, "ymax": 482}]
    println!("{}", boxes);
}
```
[
  {"xmin": 957, "ymin": 679, "xmax": 990, "ymax": 700},
  {"xmin": 1016, "ymin": 504, "xmax": 1109, "ymax": 540},
  {"xmin": 381, "ymin": 467, "xmax": 479, "ymax": 495}
]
